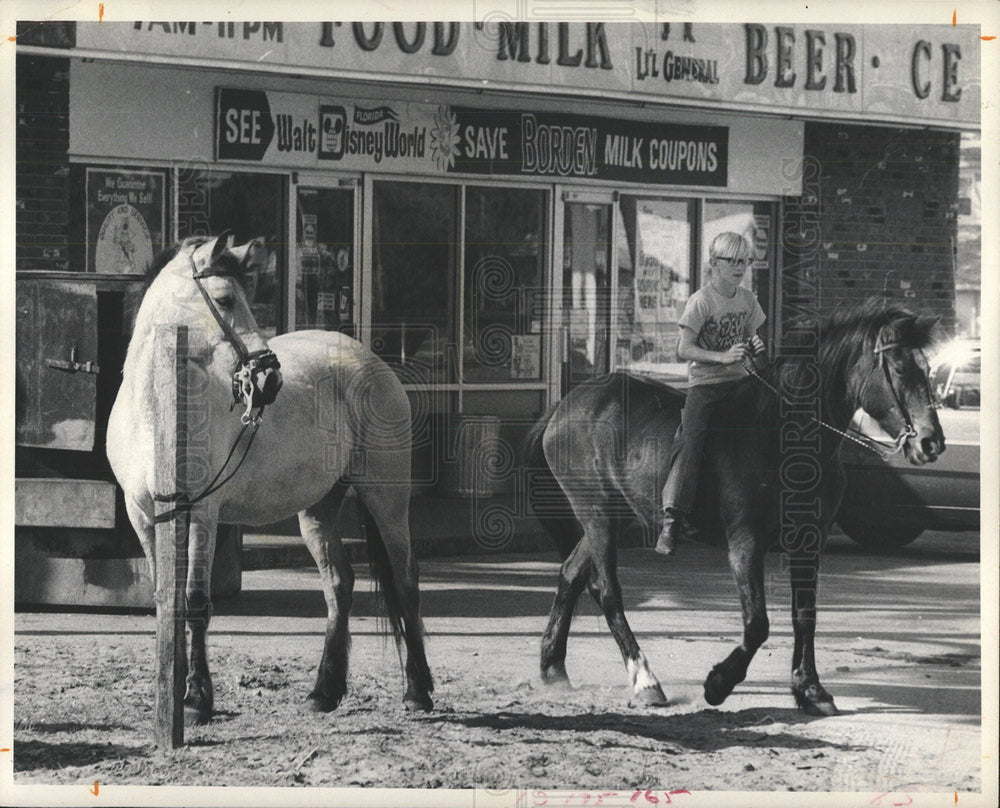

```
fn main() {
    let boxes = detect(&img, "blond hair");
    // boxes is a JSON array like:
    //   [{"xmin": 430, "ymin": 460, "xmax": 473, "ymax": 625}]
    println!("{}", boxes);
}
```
[{"xmin": 709, "ymin": 231, "xmax": 752, "ymax": 261}]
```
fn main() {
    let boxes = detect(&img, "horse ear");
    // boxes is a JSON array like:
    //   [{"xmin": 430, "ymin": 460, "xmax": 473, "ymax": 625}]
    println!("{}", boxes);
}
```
[
  {"xmin": 212, "ymin": 229, "xmax": 234, "ymax": 260},
  {"xmin": 914, "ymin": 314, "xmax": 943, "ymax": 348},
  {"xmin": 190, "ymin": 230, "xmax": 233, "ymax": 272},
  {"xmin": 898, "ymin": 313, "xmax": 941, "ymax": 349},
  {"xmin": 227, "ymin": 237, "xmax": 262, "ymax": 267}
]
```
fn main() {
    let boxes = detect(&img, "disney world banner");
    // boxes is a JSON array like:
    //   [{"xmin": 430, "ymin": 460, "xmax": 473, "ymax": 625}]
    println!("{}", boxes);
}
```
[{"xmin": 217, "ymin": 89, "xmax": 729, "ymax": 188}]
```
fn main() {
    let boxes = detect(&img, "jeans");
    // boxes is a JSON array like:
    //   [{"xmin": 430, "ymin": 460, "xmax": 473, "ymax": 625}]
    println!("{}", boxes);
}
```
[{"xmin": 661, "ymin": 380, "xmax": 739, "ymax": 514}]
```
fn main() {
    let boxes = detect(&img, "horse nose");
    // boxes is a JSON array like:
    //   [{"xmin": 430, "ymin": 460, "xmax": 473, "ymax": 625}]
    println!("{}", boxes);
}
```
[
  {"xmin": 921, "ymin": 435, "xmax": 945, "ymax": 459},
  {"xmin": 264, "ymin": 367, "xmax": 283, "ymax": 399}
]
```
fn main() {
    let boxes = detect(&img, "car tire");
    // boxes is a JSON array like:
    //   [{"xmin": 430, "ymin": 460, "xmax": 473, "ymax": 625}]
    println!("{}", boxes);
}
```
[{"xmin": 836, "ymin": 513, "xmax": 925, "ymax": 548}]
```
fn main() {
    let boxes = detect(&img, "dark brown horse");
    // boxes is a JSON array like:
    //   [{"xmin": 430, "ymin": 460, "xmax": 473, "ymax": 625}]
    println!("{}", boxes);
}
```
[{"xmin": 525, "ymin": 304, "xmax": 944, "ymax": 715}]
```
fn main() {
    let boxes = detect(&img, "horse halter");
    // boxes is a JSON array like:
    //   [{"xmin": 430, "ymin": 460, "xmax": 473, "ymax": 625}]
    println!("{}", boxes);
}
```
[
  {"xmin": 741, "ymin": 332, "xmax": 931, "ymax": 462},
  {"xmin": 871, "ymin": 331, "xmax": 934, "ymax": 453},
  {"xmin": 153, "ymin": 245, "xmax": 283, "ymax": 525},
  {"xmin": 186, "ymin": 248, "xmax": 282, "ymax": 425}
]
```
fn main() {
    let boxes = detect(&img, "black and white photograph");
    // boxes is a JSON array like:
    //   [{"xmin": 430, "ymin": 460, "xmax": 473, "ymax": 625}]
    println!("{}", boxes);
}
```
[{"xmin": 3, "ymin": 2, "xmax": 997, "ymax": 806}]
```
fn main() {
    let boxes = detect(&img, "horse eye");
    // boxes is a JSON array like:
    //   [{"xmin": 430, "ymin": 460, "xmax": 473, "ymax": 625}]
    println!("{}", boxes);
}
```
[{"xmin": 214, "ymin": 295, "xmax": 234, "ymax": 309}]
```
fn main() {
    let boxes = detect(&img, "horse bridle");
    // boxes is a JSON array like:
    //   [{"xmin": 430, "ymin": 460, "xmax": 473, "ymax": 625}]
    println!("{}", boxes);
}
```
[
  {"xmin": 153, "ymin": 247, "xmax": 282, "ymax": 525},
  {"xmin": 870, "ymin": 331, "xmax": 932, "ymax": 452},
  {"xmin": 186, "ymin": 250, "xmax": 282, "ymax": 426},
  {"xmin": 742, "ymin": 332, "xmax": 934, "ymax": 461}
]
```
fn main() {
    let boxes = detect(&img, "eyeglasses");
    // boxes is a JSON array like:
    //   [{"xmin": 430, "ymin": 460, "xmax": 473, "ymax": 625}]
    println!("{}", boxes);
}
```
[{"xmin": 716, "ymin": 256, "xmax": 751, "ymax": 267}]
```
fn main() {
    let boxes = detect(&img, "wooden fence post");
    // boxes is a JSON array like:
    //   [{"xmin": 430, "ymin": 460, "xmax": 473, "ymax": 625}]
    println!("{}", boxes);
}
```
[{"xmin": 153, "ymin": 324, "xmax": 189, "ymax": 749}]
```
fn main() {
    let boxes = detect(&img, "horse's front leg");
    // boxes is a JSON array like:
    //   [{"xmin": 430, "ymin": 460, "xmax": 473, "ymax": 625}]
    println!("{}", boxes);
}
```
[
  {"xmin": 704, "ymin": 530, "xmax": 769, "ymax": 706},
  {"xmin": 789, "ymin": 546, "xmax": 839, "ymax": 716},
  {"xmin": 299, "ymin": 484, "xmax": 354, "ymax": 712},
  {"xmin": 183, "ymin": 507, "xmax": 218, "ymax": 726}
]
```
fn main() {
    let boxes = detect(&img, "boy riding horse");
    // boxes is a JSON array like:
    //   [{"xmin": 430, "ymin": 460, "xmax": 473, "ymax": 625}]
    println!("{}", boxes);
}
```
[{"xmin": 657, "ymin": 231, "xmax": 766, "ymax": 555}]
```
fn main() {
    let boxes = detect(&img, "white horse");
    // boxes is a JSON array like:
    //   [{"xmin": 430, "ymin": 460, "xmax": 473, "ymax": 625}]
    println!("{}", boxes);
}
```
[{"xmin": 108, "ymin": 233, "xmax": 433, "ymax": 725}]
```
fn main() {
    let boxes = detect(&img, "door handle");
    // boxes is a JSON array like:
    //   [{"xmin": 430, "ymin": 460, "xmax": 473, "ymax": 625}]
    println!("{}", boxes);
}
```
[{"xmin": 47, "ymin": 346, "xmax": 100, "ymax": 375}]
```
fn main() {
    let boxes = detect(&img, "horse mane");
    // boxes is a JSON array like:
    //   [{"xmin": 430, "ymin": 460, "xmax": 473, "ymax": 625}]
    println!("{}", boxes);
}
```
[{"xmin": 744, "ymin": 299, "xmax": 940, "ymax": 430}]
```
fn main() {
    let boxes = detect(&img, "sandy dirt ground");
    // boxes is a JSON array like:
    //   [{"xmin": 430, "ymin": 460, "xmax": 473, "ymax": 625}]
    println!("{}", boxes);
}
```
[{"xmin": 11, "ymin": 532, "xmax": 985, "ymax": 800}]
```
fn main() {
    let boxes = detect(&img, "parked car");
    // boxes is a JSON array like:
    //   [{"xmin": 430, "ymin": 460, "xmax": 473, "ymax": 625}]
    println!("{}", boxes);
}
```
[{"xmin": 836, "ymin": 340, "xmax": 981, "ymax": 548}]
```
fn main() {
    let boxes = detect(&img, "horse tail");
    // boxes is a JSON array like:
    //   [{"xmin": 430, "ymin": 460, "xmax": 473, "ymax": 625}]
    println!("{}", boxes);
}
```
[
  {"xmin": 524, "ymin": 404, "xmax": 583, "ymax": 560},
  {"xmin": 356, "ymin": 498, "xmax": 407, "ymax": 649}
]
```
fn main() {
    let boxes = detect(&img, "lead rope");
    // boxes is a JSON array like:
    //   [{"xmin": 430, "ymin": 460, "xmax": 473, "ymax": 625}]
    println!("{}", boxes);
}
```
[
  {"xmin": 740, "ymin": 357, "xmax": 910, "ymax": 462},
  {"xmin": 153, "ymin": 420, "xmax": 262, "ymax": 524}
]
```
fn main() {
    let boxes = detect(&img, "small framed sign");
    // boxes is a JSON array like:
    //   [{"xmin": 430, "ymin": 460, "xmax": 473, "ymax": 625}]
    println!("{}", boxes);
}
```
[{"xmin": 86, "ymin": 168, "xmax": 166, "ymax": 274}]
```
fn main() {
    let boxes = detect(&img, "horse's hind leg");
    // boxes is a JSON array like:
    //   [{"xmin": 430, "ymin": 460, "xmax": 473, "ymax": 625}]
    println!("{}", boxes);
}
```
[
  {"xmin": 703, "ymin": 530, "xmax": 769, "ymax": 707},
  {"xmin": 300, "ymin": 482, "xmax": 354, "ymax": 712},
  {"xmin": 588, "ymin": 519, "xmax": 668, "ymax": 706},
  {"xmin": 540, "ymin": 540, "xmax": 591, "ymax": 685},
  {"xmin": 184, "ymin": 509, "xmax": 218, "ymax": 725},
  {"xmin": 355, "ymin": 484, "xmax": 434, "ymax": 713},
  {"xmin": 789, "ymin": 547, "xmax": 838, "ymax": 716}
]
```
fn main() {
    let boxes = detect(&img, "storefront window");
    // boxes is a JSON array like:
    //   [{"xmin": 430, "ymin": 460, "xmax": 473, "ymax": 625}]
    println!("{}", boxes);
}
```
[
  {"xmin": 615, "ymin": 197, "xmax": 695, "ymax": 380},
  {"xmin": 371, "ymin": 181, "xmax": 458, "ymax": 384},
  {"xmin": 294, "ymin": 186, "xmax": 354, "ymax": 334},
  {"xmin": 563, "ymin": 201, "xmax": 612, "ymax": 386},
  {"xmin": 463, "ymin": 187, "xmax": 547, "ymax": 383},
  {"xmin": 178, "ymin": 169, "xmax": 286, "ymax": 338}
]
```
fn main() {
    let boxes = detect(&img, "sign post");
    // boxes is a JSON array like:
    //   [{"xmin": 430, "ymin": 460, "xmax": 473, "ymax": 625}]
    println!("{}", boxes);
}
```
[{"xmin": 153, "ymin": 325, "xmax": 190, "ymax": 749}]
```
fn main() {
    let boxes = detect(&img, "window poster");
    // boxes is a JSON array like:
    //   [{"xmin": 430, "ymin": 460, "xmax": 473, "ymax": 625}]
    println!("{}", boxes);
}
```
[
  {"xmin": 511, "ymin": 334, "xmax": 541, "ymax": 380},
  {"xmin": 635, "ymin": 206, "xmax": 690, "ymax": 320},
  {"xmin": 86, "ymin": 168, "xmax": 166, "ymax": 274}
]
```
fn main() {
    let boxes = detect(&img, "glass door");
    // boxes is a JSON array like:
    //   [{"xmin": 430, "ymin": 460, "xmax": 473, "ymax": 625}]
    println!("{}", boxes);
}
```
[
  {"xmin": 294, "ymin": 183, "xmax": 356, "ymax": 335},
  {"xmin": 562, "ymin": 194, "xmax": 613, "ymax": 392},
  {"xmin": 615, "ymin": 197, "xmax": 696, "ymax": 382}
]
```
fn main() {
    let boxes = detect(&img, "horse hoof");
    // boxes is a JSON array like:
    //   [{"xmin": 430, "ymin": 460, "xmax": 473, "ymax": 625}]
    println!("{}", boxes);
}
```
[
  {"xmin": 541, "ymin": 665, "xmax": 571, "ymax": 688},
  {"xmin": 703, "ymin": 670, "xmax": 732, "ymax": 707},
  {"xmin": 306, "ymin": 691, "xmax": 343, "ymax": 713},
  {"xmin": 803, "ymin": 699, "xmax": 840, "ymax": 717},
  {"xmin": 631, "ymin": 686, "xmax": 669, "ymax": 707},
  {"xmin": 183, "ymin": 704, "xmax": 211, "ymax": 726},
  {"xmin": 403, "ymin": 693, "xmax": 433, "ymax": 713},
  {"xmin": 793, "ymin": 682, "xmax": 838, "ymax": 716}
]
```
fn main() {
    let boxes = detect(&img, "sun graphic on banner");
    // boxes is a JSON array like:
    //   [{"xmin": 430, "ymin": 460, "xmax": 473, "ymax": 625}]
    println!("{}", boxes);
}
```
[{"xmin": 429, "ymin": 106, "xmax": 461, "ymax": 172}]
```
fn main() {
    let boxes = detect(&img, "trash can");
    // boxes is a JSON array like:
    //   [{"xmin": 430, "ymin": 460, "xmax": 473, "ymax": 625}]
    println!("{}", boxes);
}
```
[{"xmin": 438, "ymin": 415, "xmax": 503, "ymax": 498}]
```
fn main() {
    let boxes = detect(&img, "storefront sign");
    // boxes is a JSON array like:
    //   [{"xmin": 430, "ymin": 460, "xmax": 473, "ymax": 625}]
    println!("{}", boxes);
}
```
[
  {"xmin": 86, "ymin": 168, "xmax": 166, "ymax": 274},
  {"xmin": 451, "ymin": 109, "xmax": 727, "ymax": 185},
  {"xmin": 216, "ymin": 88, "xmax": 319, "ymax": 161},
  {"xmin": 215, "ymin": 90, "xmax": 728, "ymax": 187},
  {"xmin": 74, "ymin": 22, "xmax": 982, "ymax": 129}
]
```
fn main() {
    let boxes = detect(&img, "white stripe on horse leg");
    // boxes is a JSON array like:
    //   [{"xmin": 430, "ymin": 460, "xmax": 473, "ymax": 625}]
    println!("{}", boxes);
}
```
[{"xmin": 626, "ymin": 651, "xmax": 668, "ymax": 704}]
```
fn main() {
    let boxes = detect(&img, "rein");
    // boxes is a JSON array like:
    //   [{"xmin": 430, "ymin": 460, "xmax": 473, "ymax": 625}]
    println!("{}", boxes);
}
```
[
  {"xmin": 741, "ymin": 340, "xmax": 920, "ymax": 462},
  {"xmin": 152, "ymin": 244, "xmax": 281, "ymax": 524},
  {"xmin": 187, "ymin": 252, "xmax": 282, "ymax": 426}
]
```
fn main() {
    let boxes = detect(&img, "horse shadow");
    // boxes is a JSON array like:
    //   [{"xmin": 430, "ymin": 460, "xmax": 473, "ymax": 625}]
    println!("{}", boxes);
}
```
[
  {"xmin": 13, "ymin": 739, "xmax": 148, "ymax": 772},
  {"xmin": 423, "ymin": 705, "xmax": 868, "ymax": 755}
]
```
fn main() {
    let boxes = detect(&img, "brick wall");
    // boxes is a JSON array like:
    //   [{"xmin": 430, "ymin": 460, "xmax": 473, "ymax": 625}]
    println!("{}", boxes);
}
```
[
  {"xmin": 16, "ymin": 55, "xmax": 71, "ymax": 272},
  {"xmin": 783, "ymin": 121, "xmax": 961, "ymax": 334}
]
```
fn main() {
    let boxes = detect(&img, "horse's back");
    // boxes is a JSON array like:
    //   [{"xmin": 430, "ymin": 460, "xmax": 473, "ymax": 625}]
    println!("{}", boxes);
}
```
[
  {"xmin": 542, "ymin": 372, "xmax": 684, "ymax": 519},
  {"xmin": 270, "ymin": 329, "xmax": 376, "ymax": 375},
  {"xmin": 271, "ymin": 329, "xmax": 409, "ymax": 411},
  {"xmin": 218, "ymin": 330, "xmax": 413, "ymax": 522},
  {"xmin": 546, "ymin": 372, "xmax": 684, "ymax": 442}
]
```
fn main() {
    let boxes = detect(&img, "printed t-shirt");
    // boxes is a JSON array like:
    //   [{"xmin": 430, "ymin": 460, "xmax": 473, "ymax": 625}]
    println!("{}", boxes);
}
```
[{"xmin": 679, "ymin": 284, "xmax": 766, "ymax": 386}]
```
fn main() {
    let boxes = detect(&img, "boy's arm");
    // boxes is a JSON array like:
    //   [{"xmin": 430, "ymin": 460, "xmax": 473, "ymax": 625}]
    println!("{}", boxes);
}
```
[{"xmin": 677, "ymin": 326, "xmax": 749, "ymax": 366}]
